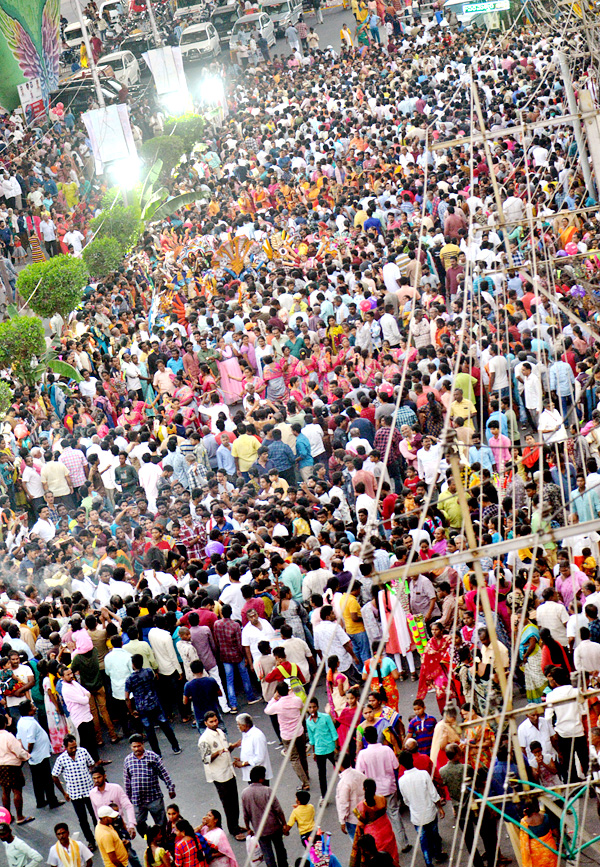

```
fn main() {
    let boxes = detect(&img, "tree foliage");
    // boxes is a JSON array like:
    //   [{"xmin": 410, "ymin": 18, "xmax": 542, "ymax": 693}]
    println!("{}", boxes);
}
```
[
  {"xmin": 140, "ymin": 136, "xmax": 185, "ymax": 178},
  {"xmin": 90, "ymin": 202, "xmax": 143, "ymax": 252},
  {"xmin": 16, "ymin": 256, "xmax": 88, "ymax": 319},
  {"xmin": 0, "ymin": 382, "xmax": 12, "ymax": 417},
  {"xmin": 0, "ymin": 315, "xmax": 46, "ymax": 383},
  {"xmin": 164, "ymin": 114, "xmax": 206, "ymax": 156},
  {"xmin": 82, "ymin": 237, "xmax": 123, "ymax": 278}
]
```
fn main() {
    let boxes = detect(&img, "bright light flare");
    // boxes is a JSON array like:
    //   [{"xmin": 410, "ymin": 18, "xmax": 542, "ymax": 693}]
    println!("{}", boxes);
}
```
[
  {"xmin": 161, "ymin": 89, "xmax": 194, "ymax": 116},
  {"xmin": 107, "ymin": 156, "xmax": 141, "ymax": 189}
]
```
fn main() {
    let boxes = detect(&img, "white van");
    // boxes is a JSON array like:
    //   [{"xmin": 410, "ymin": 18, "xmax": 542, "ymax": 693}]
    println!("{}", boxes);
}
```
[
  {"xmin": 64, "ymin": 21, "xmax": 86, "ymax": 48},
  {"xmin": 262, "ymin": 0, "xmax": 302, "ymax": 35},
  {"xmin": 179, "ymin": 22, "xmax": 221, "ymax": 60},
  {"xmin": 229, "ymin": 12, "xmax": 275, "ymax": 51},
  {"xmin": 97, "ymin": 50, "xmax": 141, "ymax": 85}
]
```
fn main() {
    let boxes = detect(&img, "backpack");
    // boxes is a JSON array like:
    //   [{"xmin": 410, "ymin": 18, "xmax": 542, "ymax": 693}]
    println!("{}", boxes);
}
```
[{"xmin": 277, "ymin": 663, "xmax": 307, "ymax": 702}]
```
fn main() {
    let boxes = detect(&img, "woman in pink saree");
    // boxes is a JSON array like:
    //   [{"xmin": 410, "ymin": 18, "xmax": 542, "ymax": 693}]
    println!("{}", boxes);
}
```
[
  {"xmin": 356, "ymin": 349, "xmax": 380, "ymax": 387},
  {"xmin": 215, "ymin": 337, "xmax": 244, "ymax": 404},
  {"xmin": 350, "ymin": 779, "xmax": 399, "ymax": 867}
]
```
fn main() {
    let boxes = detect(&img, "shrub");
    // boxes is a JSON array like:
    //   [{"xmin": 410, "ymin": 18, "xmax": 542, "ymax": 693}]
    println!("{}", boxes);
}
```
[
  {"xmin": 0, "ymin": 315, "xmax": 45, "ymax": 383},
  {"xmin": 164, "ymin": 114, "xmax": 206, "ymax": 156},
  {"xmin": 140, "ymin": 135, "xmax": 185, "ymax": 177},
  {"xmin": 16, "ymin": 256, "xmax": 88, "ymax": 319},
  {"xmin": 90, "ymin": 203, "xmax": 143, "ymax": 252},
  {"xmin": 83, "ymin": 237, "xmax": 123, "ymax": 277}
]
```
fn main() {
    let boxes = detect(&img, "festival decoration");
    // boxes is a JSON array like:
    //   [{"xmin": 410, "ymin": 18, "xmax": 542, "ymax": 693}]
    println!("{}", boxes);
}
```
[{"xmin": 0, "ymin": 0, "xmax": 60, "ymax": 112}]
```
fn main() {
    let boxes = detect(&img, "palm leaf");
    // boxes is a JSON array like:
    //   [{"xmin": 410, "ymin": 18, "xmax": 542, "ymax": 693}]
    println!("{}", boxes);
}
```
[
  {"xmin": 45, "ymin": 359, "xmax": 83, "ymax": 382},
  {"xmin": 141, "ymin": 159, "xmax": 164, "ymax": 207},
  {"xmin": 149, "ymin": 191, "xmax": 208, "ymax": 221}
]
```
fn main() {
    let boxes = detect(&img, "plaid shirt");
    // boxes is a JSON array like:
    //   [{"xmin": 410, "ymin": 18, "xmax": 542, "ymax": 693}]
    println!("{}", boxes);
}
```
[
  {"xmin": 187, "ymin": 461, "xmax": 208, "ymax": 489},
  {"xmin": 374, "ymin": 426, "xmax": 401, "ymax": 465},
  {"xmin": 52, "ymin": 748, "xmax": 94, "ymax": 799},
  {"xmin": 179, "ymin": 520, "xmax": 207, "ymax": 561},
  {"xmin": 174, "ymin": 837, "xmax": 203, "ymax": 867},
  {"xmin": 125, "ymin": 667, "xmax": 160, "ymax": 714},
  {"xmin": 267, "ymin": 440, "xmax": 295, "ymax": 472},
  {"xmin": 123, "ymin": 748, "xmax": 174, "ymax": 807},
  {"xmin": 394, "ymin": 405, "xmax": 418, "ymax": 430},
  {"xmin": 59, "ymin": 447, "xmax": 88, "ymax": 488},
  {"xmin": 213, "ymin": 617, "xmax": 244, "ymax": 664}
]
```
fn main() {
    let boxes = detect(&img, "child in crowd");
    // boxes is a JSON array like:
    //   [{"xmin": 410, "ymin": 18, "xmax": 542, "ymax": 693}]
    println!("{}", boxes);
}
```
[{"xmin": 285, "ymin": 790, "xmax": 315, "ymax": 844}]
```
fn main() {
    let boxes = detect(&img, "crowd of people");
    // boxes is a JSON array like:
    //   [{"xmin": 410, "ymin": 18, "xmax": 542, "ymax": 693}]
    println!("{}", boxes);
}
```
[{"xmin": 0, "ymin": 0, "xmax": 600, "ymax": 865}]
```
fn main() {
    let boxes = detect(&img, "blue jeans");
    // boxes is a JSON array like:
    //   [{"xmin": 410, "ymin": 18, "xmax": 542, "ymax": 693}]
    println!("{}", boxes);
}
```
[
  {"xmin": 418, "ymin": 817, "xmax": 443, "ymax": 867},
  {"xmin": 223, "ymin": 660, "xmax": 257, "ymax": 708},
  {"xmin": 346, "ymin": 822, "xmax": 357, "ymax": 840},
  {"xmin": 350, "ymin": 631, "xmax": 371, "ymax": 665},
  {"xmin": 557, "ymin": 392, "xmax": 573, "ymax": 421}
]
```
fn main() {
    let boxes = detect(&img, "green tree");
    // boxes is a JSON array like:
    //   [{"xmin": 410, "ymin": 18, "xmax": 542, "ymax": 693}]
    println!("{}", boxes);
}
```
[
  {"xmin": 90, "ymin": 202, "xmax": 143, "ymax": 252},
  {"xmin": 164, "ymin": 114, "xmax": 206, "ymax": 157},
  {"xmin": 0, "ymin": 315, "xmax": 46, "ymax": 383},
  {"xmin": 16, "ymin": 256, "xmax": 89, "ymax": 319},
  {"xmin": 140, "ymin": 135, "xmax": 185, "ymax": 178},
  {"xmin": 82, "ymin": 237, "xmax": 123, "ymax": 278},
  {"xmin": 0, "ymin": 382, "xmax": 12, "ymax": 418}
]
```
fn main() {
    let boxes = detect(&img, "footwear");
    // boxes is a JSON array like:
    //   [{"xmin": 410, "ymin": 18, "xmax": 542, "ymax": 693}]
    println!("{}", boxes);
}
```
[
  {"xmin": 16, "ymin": 817, "xmax": 35, "ymax": 825},
  {"xmin": 410, "ymin": 672, "xmax": 418, "ymax": 682},
  {"xmin": 235, "ymin": 833, "xmax": 249, "ymax": 841},
  {"xmin": 229, "ymin": 707, "xmax": 238, "ymax": 714},
  {"xmin": 248, "ymin": 697, "xmax": 261, "ymax": 705},
  {"xmin": 110, "ymin": 736, "xmax": 121, "ymax": 745},
  {"xmin": 435, "ymin": 855, "xmax": 448, "ymax": 863},
  {"xmin": 36, "ymin": 803, "xmax": 47, "ymax": 809},
  {"xmin": 49, "ymin": 801, "xmax": 65, "ymax": 809},
  {"xmin": 401, "ymin": 845, "xmax": 412, "ymax": 854},
  {"xmin": 172, "ymin": 747, "xmax": 182, "ymax": 755}
]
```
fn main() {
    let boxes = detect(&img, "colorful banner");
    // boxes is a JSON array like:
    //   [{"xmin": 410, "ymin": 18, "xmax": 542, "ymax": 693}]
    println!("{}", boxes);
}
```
[
  {"xmin": 17, "ymin": 77, "xmax": 46, "ymax": 126},
  {"xmin": 0, "ymin": 0, "xmax": 60, "ymax": 112}
]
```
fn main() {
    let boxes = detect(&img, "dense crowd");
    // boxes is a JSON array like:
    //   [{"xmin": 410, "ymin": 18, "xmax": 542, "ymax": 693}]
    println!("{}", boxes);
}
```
[{"xmin": 0, "ymin": 1, "xmax": 600, "ymax": 866}]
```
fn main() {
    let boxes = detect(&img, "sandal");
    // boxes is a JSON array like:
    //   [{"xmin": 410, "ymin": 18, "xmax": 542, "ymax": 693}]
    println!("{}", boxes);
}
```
[{"xmin": 16, "ymin": 817, "xmax": 35, "ymax": 825}]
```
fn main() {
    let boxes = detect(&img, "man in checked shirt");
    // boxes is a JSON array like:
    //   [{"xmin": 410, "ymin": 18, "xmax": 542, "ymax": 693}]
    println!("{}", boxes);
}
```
[{"xmin": 123, "ymin": 734, "xmax": 176, "ymax": 834}]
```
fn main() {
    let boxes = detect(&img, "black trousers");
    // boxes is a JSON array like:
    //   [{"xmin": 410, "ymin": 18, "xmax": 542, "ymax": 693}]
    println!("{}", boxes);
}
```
[
  {"xmin": 557, "ymin": 733, "xmax": 589, "ymax": 783},
  {"xmin": 457, "ymin": 807, "xmax": 485, "ymax": 867},
  {"xmin": 72, "ymin": 796, "xmax": 96, "ymax": 846},
  {"xmin": 112, "ymin": 699, "xmax": 130, "ymax": 735},
  {"xmin": 214, "ymin": 776, "xmax": 243, "ymax": 835},
  {"xmin": 258, "ymin": 831, "xmax": 288, "ymax": 867},
  {"xmin": 30, "ymin": 757, "xmax": 60, "ymax": 808},
  {"xmin": 315, "ymin": 752, "xmax": 336, "ymax": 797},
  {"xmin": 77, "ymin": 720, "xmax": 99, "ymax": 762}
]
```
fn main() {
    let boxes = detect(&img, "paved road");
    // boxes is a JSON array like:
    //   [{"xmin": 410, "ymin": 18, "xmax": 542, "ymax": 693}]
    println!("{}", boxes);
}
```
[{"xmin": 11, "ymin": 669, "xmax": 525, "ymax": 867}]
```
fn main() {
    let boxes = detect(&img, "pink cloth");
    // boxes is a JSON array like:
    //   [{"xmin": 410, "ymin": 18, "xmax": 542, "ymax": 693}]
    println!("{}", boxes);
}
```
[
  {"xmin": 264, "ymin": 694, "xmax": 304, "ymax": 740},
  {"xmin": 90, "ymin": 782, "xmax": 136, "ymax": 827},
  {"xmin": 488, "ymin": 433, "xmax": 512, "ymax": 473},
  {"xmin": 0, "ymin": 730, "xmax": 29, "ymax": 766},
  {"xmin": 61, "ymin": 680, "xmax": 93, "ymax": 727},
  {"xmin": 74, "ymin": 630, "xmax": 94, "ymax": 654},
  {"xmin": 355, "ymin": 743, "xmax": 399, "ymax": 797}
]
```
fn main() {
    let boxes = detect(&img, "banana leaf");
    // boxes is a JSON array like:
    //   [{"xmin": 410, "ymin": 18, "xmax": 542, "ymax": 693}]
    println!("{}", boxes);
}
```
[
  {"xmin": 141, "ymin": 186, "xmax": 170, "ymax": 221},
  {"xmin": 148, "ymin": 190, "xmax": 208, "ymax": 221},
  {"xmin": 44, "ymin": 359, "xmax": 83, "ymax": 382},
  {"xmin": 141, "ymin": 159, "xmax": 164, "ymax": 207}
]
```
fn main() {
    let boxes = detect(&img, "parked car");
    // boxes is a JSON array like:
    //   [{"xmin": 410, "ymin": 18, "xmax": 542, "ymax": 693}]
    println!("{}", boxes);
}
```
[
  {"xmin": 210, "ymin": 3, "xmax": 239, "ymax": 46},
  {"xmin": 179, "ymin": 21, "xmax": 221, "ymax": 60},
  {"xmin": 63, "ymin": 21, "xmax": 86, "ymax": 48},
  {"xmin": 99, "ymin": 0, "xmax": 121, "ymax": 22},
  {"xmin": 97, "ymin": 50, "xmax": 141, "ymax": 85},
  {"xmin": 229, "ymin": 11, "xmax": 275, "ymax": 51},
  {"xmin": 54, "ymin": 76, "xmax": 126, "ymax": 115},
  {"xmin": 262, "ymin": 0, "xmax": 302, "ymax": 35}
]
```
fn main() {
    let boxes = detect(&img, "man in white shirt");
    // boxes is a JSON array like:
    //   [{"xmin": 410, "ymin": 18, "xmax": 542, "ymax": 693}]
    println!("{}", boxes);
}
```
[
  {"xmin": 517, "ymin": 708, "xmax": 557, "ymax": 764},
  {"xmin": 536, "ymin": 587, "xmax": 569, "ymax": 646},
  {"xmin": 574, "ymin": 626, "xmax": 600, "ymax": 673},
  {"xmin": 39, "ymin": 215, "xmax": 58, "ymax": 257},
  {"xmin": 63, "ymin": 227, "xmax": 85, "ymax": 254},
  {"xmin": 382, "ymin": 257, "xmax": 402, "ymax": 293},
  {"xmin": 241, "ymin": 609, "xmax": 276, "ymax": 666},
  {"xmin": 313, "ymin": 606, "xmax": 360, "ymax": 680},
  {"xmin": 31, "ymin": 505, "xmax": 56, "ymax": 543},
  {"xmin": 398, "ymin": 750, "xmax": 445, "ymax": 864},
  {"xmin": 235, "ymin": 713, "xmax": 272, "ymax": 781},
  {"xmin": 545, "ymin": 667, "xmax": 588, "ymax": 783},
  {"xmin": 379, "ymin": 305, "xmax": 402, "ymax": 347}
]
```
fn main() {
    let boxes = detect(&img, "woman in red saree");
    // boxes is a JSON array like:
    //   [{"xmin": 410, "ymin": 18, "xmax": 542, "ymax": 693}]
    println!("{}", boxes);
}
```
[
  {"xmin": 350, "ymin": 779, "xmax": 399, "ymax": 867},
  {"xmin": 356, "ymin": 350, "xmax": 380, "ymax": 387},
  {"xmin": 416, "ymin": 622, "xmax": 454, "ymax": 713}
]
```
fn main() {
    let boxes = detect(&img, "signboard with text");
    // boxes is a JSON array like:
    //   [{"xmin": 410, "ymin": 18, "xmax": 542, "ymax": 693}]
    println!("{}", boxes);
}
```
[
  {"xmin": 17, "ymin": 78, "xmax": 46, "ymax": 126},
  {"xmin": 462, "ymin": 0, "xmax": 509, "ymax": 11}
]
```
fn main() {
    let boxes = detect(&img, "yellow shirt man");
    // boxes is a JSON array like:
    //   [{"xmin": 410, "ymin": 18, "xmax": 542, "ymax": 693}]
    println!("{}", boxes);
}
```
[
  {"xmin": 95, "ymin": 813, "xmax": 128, "ymax": 867},
  {"xmin": 450, "ymin": 396, "xmax": 476, "ymax": 429},
  {"xmin": 231, "ymin": 432, "xmax": 260, "ymax": 472},
  {"xmin": 340, "ymin": 590, "xmax": 365, "ymax": 636}
]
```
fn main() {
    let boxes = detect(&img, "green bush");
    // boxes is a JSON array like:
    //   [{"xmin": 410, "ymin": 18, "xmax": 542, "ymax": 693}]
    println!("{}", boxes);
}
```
[
  {"xmin": 90, "ymin": 203, "xmax": 143, "ymax": 252},
  {"xmin": 83, "ymin": 237, "xmax": 123, "ymax": 277},
  {"xmin": 164, "ymin": 114, "xmax": 206, "ymax": 156},
  {"xmin": 16, "ymin": 256, "xmax": 89, "ymax": 319},
  {"xmin": 0, "ymin": 315, "xmax": 45, "ymax": 383},
  {"xmin": 140, "ymin": 135, "xmax": 185, "ymax": 177},
  {"xmin": 0, "ymin": 382, "xmax": 12, "ymax": 418}
]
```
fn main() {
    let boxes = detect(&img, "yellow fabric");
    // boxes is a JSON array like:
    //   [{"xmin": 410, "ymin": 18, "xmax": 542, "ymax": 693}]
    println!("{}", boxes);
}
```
[
  {"xmin": 340, "ymin": 593, "xmax": 364, "ymax": 635},
  {"xmin": 287, "ymin": 804, "xmax": 315, "ymax": 835}
]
